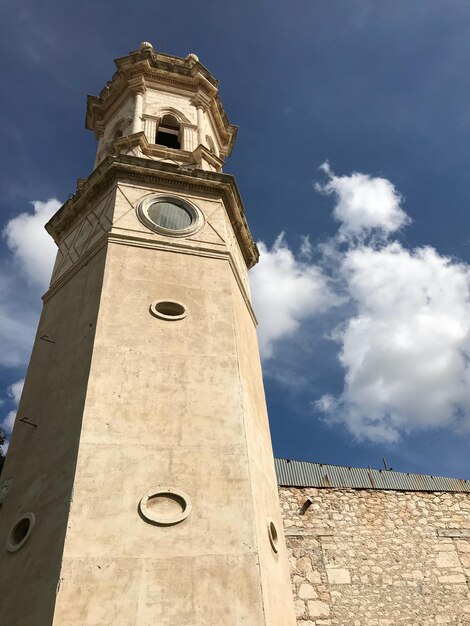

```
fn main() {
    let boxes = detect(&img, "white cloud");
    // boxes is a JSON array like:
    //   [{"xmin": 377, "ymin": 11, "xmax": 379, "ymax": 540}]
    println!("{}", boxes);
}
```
[
  {"xmin": 0, "ymin": 199, "xmax": 59, "ymax": 455},
  {"xmin": 7, "ymin": 379, "xmax": 24, "ymax": 405},
  {"xmin": 315, "ymin": 161, "xmax": 410, "ymax": 239},
  {"xmin": 0, "ymin": 198, "xmax": 59, "ymax": 368},
  {"xmin": 318, "ymin": 242, "xmax": 470, "ymax": 443},
  {"xmin": 250, "ymin": 233, "xmax": 340, "ymax": 359},
  {"xmin": 0, "ymin": 379, "xmax": 24, "ymax": 454},
  {"xmin": 310, "ymin": 163, "xmax": 470, "ymax": 443},
  {"xmin": 242, "ymin": 162, "xmax": 470, "ymax": 445},
  {"xmin": 299, "ymin": 235, "xmax": 313, "ymax": 260},
  {"xmin": 3, "ymin": 199, "xmax": 59, "ymax": 288},
  {"xmin": 1, "ymin": 379, "xmax": 24, "ymax": 433}
]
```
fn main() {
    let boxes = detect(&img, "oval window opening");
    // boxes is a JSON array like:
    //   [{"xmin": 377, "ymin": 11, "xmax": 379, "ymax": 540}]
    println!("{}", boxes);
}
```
[
  {"xmin": 7, "ymin": 513, "xmax": 35, "ymax": 552},
  {"xmin": 137, "ymin": 195, "xmax": 203, "ymax": 237},
  {"xmin": 150, "ymin": 300, "xmax": 187, "ymax": 320},
  {"xmin": 148, "ymin": 202, "xmax": 192, "ymax": 230}
]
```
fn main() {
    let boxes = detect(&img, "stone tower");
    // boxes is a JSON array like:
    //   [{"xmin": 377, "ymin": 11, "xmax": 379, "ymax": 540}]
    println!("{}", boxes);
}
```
[{"xmin": 0, "ymin": 42, "xmax": 296, "ymax": 625}]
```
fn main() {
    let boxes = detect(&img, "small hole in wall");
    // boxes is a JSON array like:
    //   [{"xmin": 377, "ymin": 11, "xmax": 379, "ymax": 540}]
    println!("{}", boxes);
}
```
[
  {"xmin": 150, "ymin": 300, "xmax": 187, "ymax": 321},
  {"xmin": 268, "ymin": 519, "xmax": 279, "ymax": 554},
  {"xmin": 156, "ymin": 301, "xmax": 185, "ymax": 317},
  {"xmin": 300, "ymin": 497, "xmax": 313, "ymax": 515},
  {"xmin": 7, "ymin": 513, "xmax": 35, "ymax": 552},
  {"xmin": 12, "ymin": 518, "xmax": 30, "ymax": 544}
]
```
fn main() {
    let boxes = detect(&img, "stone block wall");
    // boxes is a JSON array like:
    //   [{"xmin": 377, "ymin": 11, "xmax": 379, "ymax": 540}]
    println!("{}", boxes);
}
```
[{"xmin": 279, "ymin": 487, "xmax": 470, "ymax": 625}]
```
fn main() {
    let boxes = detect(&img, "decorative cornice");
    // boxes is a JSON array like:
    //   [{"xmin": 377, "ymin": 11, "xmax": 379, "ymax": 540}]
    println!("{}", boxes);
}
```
[
  {"xmin": 85, "ymin": 49, "xmax": 237, "ymax": 157},
  {"xmin": 107, "ymin": 232, "xmax": 258, "ymax": 325},
  {"xmin": 191, "ymin": 93, "xmax": 212, "ymax": 110},
  {"xmin": 192, "ymin": 144, "xmax": 224, "ymax": 171},
  {"xmin": 43, "ymin": 235, "xmax": 108, "ymax": 302},
  {"xmin": 45, "ymin": 155, "xmax": 259, "ymax": 269},
  {"xmin": 127, "ymin": 76, "xmax": 146, "ymax": 95},
  {"xmin": 110, "ymin": 131, "xmax": 223, "ymax": 171},
  {"xmin": 114, "ymin": 131, "xmax": 195, "ymax": 164}
]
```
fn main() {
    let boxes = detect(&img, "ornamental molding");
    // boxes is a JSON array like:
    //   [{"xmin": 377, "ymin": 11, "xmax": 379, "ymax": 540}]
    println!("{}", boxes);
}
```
[
  {"xmin": 46, "ymin": 155, "xmax": 258, "ymax": 269},
  {"xmin": 49, "ymin": 187, "xmax": 115, "ymax": 284},
  {"xmin": 136, "ymin": 193, "xmax": 205, "ymax": 238},
  {"xmin": 139, "ymin": 488, "xmax": 192, "ymax": 526},
  {"xmin": 43, "ymin": 229, "xmax": 258, "ymax": 326},
  {"xmin": 192, "ymin": 144, "xmax": 224, "ymax": 171},
  {"xmin": 86, "ymin": 50, "xmax": 236, "ymax": 155},
  {"xmin": 142, "ymin": 110, "xmax": 195, "ymax": 126},
  {"xmin": 191, "ymin": 92, "xmax": 212, "ymax": 110},
  {"xmin": 128, "ymin": 81, "xmax": 146, "ymax": 96},
  {"xmin": 107, "ymin": 232, "xmax": 257, "ymax": 324},
  {"xmin": 112, "ymin": 131, "xmax": 214, "ymax": 168}
]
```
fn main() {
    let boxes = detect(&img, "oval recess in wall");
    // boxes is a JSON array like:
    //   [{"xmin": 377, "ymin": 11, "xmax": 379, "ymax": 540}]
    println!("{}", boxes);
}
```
[
  {"xmin": 6, "ymin": 512, "xmax": 35, "ymax": 552},
  {"xmin": 267, "ymin": 518, "xmax": 279, "ymax": 554},
  {"xmin": 149, "ymin": 300, "xmax": 187, "ymax": 321},
  {"xmin": 139, "ymin": 488, "xmax": 192, "ymax": 526}
]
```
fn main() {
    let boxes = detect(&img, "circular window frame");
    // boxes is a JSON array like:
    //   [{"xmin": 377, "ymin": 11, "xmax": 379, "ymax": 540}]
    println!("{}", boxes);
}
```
[
  {"xmin": 150, "ymin": 299, "xmax": 187, "ymax": 321},
  {"xmin": 6, "ymin": 513, "xmax": 35, "ymax": 553},
  {"xmin": 137, "ymin": 194, "xmax": 204, "ymax": 237},
  {"xmin": 139, "ymin": 487, "xmax": 192, "ymax": 526},
  {"xmin": 267, "ymin": 518, "xmax": 279, "ymax": 554}
]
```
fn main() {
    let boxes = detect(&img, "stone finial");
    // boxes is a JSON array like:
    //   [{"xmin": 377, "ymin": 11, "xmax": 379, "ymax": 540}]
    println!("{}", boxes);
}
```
[
  {"xmin": 139, "ymin": 41, "xmax": 153, "ymax": 51},
  {"xmin": 187, "ymin": 53, "xmax": 199, "ymax": 63}
]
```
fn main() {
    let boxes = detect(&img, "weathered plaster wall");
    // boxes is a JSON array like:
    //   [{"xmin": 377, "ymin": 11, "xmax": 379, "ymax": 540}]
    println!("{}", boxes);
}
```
[
  {"xmin": 280, "ymin": 487, "xmax": 470, "ymax": 626},
  {"xmin": 35, "ymin": 169, "xmax": 295, "ymax": 625},
  {"xmin": 0, "ymin": 248, "xmax": 107, "ymax": 626},
  {"xmin": 231, "ymin": 274, "xmax": 296, "ymax": 625}
]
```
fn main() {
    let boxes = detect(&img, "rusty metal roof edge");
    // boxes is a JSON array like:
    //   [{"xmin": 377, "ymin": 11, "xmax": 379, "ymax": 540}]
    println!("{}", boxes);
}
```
[{"xmin": 274, "ymin": 458, "xmax": 470, "ymax": 493}]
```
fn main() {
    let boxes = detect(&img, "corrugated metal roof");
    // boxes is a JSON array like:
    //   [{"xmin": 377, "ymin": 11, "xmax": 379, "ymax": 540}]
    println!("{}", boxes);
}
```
[{"xmin": 274, "ymin": 458, "xmax": 470, "ymax": 493}]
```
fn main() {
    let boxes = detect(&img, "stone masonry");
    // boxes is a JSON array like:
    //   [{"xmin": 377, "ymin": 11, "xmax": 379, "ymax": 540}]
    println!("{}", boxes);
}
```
[{"xmin": 280, "ymin": 487, "xmax": 470, "ymax": 625}]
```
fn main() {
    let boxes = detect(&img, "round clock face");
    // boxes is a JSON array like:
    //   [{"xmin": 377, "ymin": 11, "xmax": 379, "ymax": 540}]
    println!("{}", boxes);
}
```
[{"xmin": 137, "ymin": 195, "xmax": 203, "ymax": 236}]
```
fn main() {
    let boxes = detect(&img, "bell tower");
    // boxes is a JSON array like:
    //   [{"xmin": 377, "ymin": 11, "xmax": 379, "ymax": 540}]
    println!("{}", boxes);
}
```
[{"xmin": 0, "ymin": 42, "xmax": 296, "ymax": 625}]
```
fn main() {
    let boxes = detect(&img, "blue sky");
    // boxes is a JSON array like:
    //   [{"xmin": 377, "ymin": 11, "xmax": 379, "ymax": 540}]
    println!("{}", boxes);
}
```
[{"xmin": 2, "ymin": 1, "xmax": 470, "ymax": 478}]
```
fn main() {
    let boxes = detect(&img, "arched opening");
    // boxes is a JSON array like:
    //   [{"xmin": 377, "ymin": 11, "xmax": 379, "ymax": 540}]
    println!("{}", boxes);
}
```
[{"xmin": 156, "ymin": 114, "xmax": 181, "ymax": 149}]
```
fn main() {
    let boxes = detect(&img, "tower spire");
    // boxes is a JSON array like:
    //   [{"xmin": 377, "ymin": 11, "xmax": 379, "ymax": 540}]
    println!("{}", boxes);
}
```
[{"xmin": 86, "ymin": 42, "xmax": 237, "ymax": 173}]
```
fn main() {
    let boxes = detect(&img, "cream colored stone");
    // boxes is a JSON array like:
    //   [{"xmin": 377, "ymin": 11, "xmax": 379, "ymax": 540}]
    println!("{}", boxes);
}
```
[
  {"xmin": 456, "ymin": 540, "xmax": 470, "ymax": 552},
  {"xmin": 308, "ymin": 600, "xmax": 330, "ymax": 618},
  {"xmin": 306, "ymin": 571, "xmax": 322, "ymax": 584},
  {"xmin": 298, "ymin": 583, "xmax": 317, "ymax": 599},
  {"xmin": 297, "ymin": 556, "xmax": 313, "ymax": 573},
  {"xmin": 438, "ymin": 574, "xmax": 467, "ymax": 584},
  {"xmin": 87, "ymin": 46, "xmax": 233, "ymax": 173},
  {"xmin": 435, "ymin": 542, "xmax": 457, "ymax": 551},
  {"xmin": 281, "ymin": 486, "xmax": 470, "ymax": 626},
  {"xmin": 326, "ymin": 567, "xmax": 351, "ymax": 584},
  {"xmin": 436, "ymin": 550, "xmax": 461, "ymax": 568},
  {"xmin": 294, "ymin": 598, "xmax": 306, "ymax": 618}
]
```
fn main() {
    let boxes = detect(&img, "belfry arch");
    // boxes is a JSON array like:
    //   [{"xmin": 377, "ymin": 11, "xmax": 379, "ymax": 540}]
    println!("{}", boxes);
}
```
[{"xmin": 155, "ymin": 113, "xmax": 181, "ymax": 149}]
